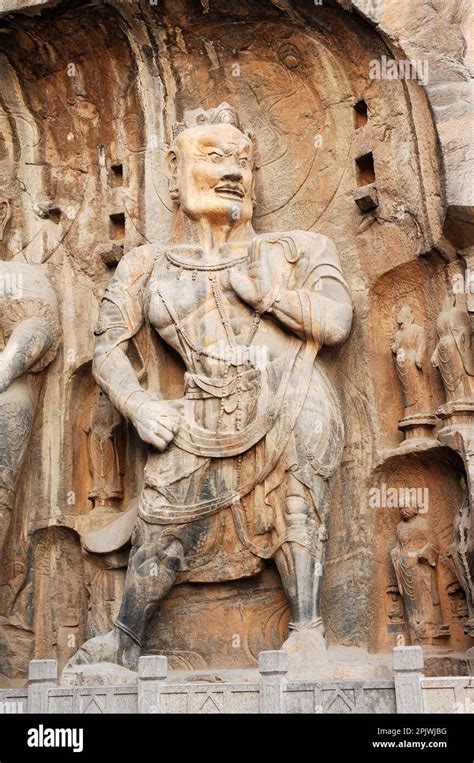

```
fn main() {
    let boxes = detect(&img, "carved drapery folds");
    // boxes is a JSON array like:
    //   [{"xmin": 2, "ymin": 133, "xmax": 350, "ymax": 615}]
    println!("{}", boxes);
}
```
[
  {"xmin": 84, "ymin": 391, "xmax": 124, "ymax": 514},
  {"xmin": 0, "ymin": 238, "xmax": 61, "ymax": 560},
  {"xmin": 432, "ymin": 263, "xmax": 474, "ymax": 638},
  {"xmin": 391, "ymin": 499, "xmax": 449, "ymax": 645},
  {"xmin": 391, "ymin": 304, "xmax": 436, "ymax": 441},
  {"xmin": 0, "ymin": 0, "xmax": 472, "ymax": 684}
]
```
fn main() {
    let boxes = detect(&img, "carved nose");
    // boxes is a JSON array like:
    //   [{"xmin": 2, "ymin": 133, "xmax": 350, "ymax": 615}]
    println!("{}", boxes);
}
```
[{"xmin": 222, "ymin": 171, "xmax": 242, "ymax": 182}]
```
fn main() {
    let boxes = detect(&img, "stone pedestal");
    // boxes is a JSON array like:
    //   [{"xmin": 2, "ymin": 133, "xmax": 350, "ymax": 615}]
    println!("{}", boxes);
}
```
[{"xmin": 398, "ymin": 413, "xmax": 437, "ymax": 442}]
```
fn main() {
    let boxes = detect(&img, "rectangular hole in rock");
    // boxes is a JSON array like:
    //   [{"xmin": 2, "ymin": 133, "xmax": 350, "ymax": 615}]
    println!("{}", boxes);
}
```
[
  {"xmin": 110, "ymin": 163, "xmax": 124, "ymax": 187},
  {"xmin": 354, "ymin": 99, "xmax": 368, "ymax": 129},
  {"xmin": 356, "ymin": 152, "xmax": 375, "ymax": 186},
  {"xmin": 109, "ymin": 212, "xmax": 125, "ymax": 240},
  {"xmin": 48, "ymin": 208, "xmax": 62, "ymax": 224}
]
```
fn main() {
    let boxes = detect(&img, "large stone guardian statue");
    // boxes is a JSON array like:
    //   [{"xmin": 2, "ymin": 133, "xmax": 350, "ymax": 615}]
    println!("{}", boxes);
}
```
[
  {"xmin": 69, "ymin": 103, "xmax": 353, "ymax": 673},
  {"xmin": 0, "ymin": 198, "xmax": 61, "ymax": 560}
]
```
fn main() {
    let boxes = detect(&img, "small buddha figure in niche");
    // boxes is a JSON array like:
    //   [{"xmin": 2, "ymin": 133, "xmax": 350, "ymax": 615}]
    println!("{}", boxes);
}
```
[
  {"xmin": 386, "ymin": 585, "xmax": 404, "ymax": 624},
  {"xmin": 391, "ymin": 496, "xmax": 449, "ymax": 645},
  {"xmin": 431, "ymin": 294, "xmax": 474, "ymax": 404},
  {"xmin": 84, "ymin": 391, "xmax": 124, "ymax": 514},
  {"xmin": 391, "ymin": 305, "xmax": 430, "ymax": 416}
]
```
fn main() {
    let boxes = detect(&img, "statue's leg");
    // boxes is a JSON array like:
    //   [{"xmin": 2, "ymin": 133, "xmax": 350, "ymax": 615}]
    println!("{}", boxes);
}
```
[
  {"xmin": 0, "ymin": 381, "xmax": 35, "ymax": 559},
  {"xmin": 274, "ymin": 472, "xmax": 325, "ymax": 626},
  {"xmin": 274, "ymin": 472, "xmax": 332, "ymax": 674},
  {"xmin": 114, "ymin": 520, "xmax": 182, "ymax": 665},
  {"xmin": 66, "ymin": 517, "xmax": 184, "ymax": 671}
]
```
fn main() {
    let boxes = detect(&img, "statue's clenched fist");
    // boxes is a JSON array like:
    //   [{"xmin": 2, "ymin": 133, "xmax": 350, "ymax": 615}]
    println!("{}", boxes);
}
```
[{"xmin": 133, "ymin": 399, "xmax": 184, "ymax": 451}]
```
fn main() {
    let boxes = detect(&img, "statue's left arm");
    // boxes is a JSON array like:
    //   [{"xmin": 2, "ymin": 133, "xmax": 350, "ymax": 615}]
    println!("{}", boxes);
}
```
[
  {"xmin": 415, "ymin": 325, "xmax": 426, "ymax": 368},
  {"xmin": 0, "ymin": 273, "xmax": 60, "ymax": 393},
  {"xmin": 418, "ymin": 520, "xmax": 439, "ymax": 567},
  {"xmin": 0, "ymin": 318, "xmax": 55, "ymax": 390},
  {"xmin": 230, "ymin": 232, "xmax": 353, "ymax": 348}
]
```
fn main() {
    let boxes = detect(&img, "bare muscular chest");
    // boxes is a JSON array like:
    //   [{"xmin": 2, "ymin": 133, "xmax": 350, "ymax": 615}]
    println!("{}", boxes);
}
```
[{"xmin": 147, "ymin": 264, "xmax": 259, "ymax": 352}]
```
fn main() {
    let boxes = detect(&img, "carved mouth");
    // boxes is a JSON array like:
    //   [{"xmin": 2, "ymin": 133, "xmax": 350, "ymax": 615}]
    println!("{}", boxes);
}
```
[{"xmin": 214, "ymin": 185, "xmax": 244, "ymax": 199}]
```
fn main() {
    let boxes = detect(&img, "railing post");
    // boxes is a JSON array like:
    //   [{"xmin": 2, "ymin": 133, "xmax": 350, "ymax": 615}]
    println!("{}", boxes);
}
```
[
  {"xmin": 393, "ymin": 645, "xmax": 425, "ymax": 714},
  {"xmin": 28, "ymin": 659, "xmax": 57, "ymax": 714},
  {"xmin": 467, "ymin": 646, "xmax": 474, "ymax": 677},
  {"xmin": 138, "ymin": 655, "xmax": 167, "ymax": 713},
  {"xmin": 259, "ymin": 650, "xmax": 288, "ymax": 714}
]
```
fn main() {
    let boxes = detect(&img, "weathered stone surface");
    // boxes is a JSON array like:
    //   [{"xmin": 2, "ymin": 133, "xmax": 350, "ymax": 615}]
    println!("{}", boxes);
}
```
[
  {"xmin": 393, "ymin": 645, "xmax": 425, "ymax": 713},
  {"xmin": 353, "ymin": 185, "xmax": 379, "ymax": 213},
  {"xmin": 6, "ymin": 649, "xmax": 474, "ymax": 712},
  {"xmin": 61, "ymin": 662, "xmax": 138, "ymax": 687},
  {"xmin": 355, "ymin": 0, "xmax": 474, "ymax": 242},
  {"xmin": 0, "ymin": 0, "xmax": 471, "ymax": 709},
  {"xmin": 393, "ymin": 644, "xmax": 424, "ymax": 672}
]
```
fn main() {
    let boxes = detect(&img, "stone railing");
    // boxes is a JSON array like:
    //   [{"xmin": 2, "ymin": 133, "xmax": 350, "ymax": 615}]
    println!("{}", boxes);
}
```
[{"xmin": 0, "ymin": 647, "xmax": 471, "ymax": 714}]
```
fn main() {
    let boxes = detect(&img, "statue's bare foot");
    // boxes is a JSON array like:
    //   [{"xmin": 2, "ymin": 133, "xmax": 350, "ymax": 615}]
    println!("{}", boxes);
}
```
[
  {"xmin": 66, "ymin": 629, "xmax": 140, "ymax": 673},
  {"xmin": 281, "ymin": 620, "xmax": 334, "ymax": 680}
]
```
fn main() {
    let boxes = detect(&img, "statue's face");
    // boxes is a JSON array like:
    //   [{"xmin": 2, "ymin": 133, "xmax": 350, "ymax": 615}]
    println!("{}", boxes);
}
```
[
  {"xmin": 400, "ymin": 504, "xmax": 417, "ymax": 520},
  {"xmin": 170, "ymin": 124, "xmax": 254, "ymax": 226},
  {"xmin": 397, "ymin": 307, "xmax": 412, "ymax": 329}
]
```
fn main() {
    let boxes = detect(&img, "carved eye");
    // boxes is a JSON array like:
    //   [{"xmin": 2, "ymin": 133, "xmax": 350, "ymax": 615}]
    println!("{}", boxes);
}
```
[
  {"xmin": 209, "ymin": 151, "xmax": 223, "ymax": 163},
  {"xmin": 239, "ymin": 158, "xmax": 249, "ymax": 168}
]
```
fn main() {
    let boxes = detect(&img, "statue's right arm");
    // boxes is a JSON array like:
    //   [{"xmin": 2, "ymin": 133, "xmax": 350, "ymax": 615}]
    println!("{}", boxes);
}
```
[
  {"xmin": 93, "ymin": 300, "xmax": 150, "ymax": 423},
  {"xmin": 92, "ymin": 247, "xmax": 183, "ymax": 452},
  {"xmin": 92, "ymin": 247, "xmax": 154, "ymax": 423}
]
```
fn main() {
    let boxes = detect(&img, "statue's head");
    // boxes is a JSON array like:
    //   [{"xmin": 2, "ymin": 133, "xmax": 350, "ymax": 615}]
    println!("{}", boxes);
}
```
[
  {"xmin": 397, "ymin": 305, "xmax": 413, "ymax": 329},
  {"xmin": 166, "ymin": 103, "xmax": 256, "ymax": 228},
  {"xmin": 398, "ymin": 492, "xmax": 419, "ymax": 520}
]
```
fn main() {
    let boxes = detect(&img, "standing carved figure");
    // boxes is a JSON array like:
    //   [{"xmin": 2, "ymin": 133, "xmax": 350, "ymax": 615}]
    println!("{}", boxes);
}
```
[
  {"xmin": 446, "ymin": 494, "xmax": 474, "ymax": 636},
  {"xmin": 68, "ymin": 103, "xmax": 353, "ymax": 672},
  {"xmin": 0, "ymin": 199, "xmax": 60, "ymax": 557},
  {"xmin": 84, "ymin": 391, "xmax": 123, "ymax": 513},
  {"xmin": 391, "ymin": 499, "xmax": 449, "ymax": 644},
  {"xmin": 391, "ymin": 305, "xmax": 429, "ymax": 414},
  {"xmin": 431, "ymin": 294, "xmax": 474, "ymax": 403}
]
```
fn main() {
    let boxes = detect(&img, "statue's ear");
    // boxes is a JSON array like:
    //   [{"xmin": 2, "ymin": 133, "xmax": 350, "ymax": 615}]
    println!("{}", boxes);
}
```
[
  {"xmin": 0, "ymin": 198, "xmax": 11, "ymax": 241},
  {"xmin": 165, "ymin": 148, "xmax": 179, "ymax": 201},
  {"xmin": 250, "ymin": 169, "xmax": 257, "ymax": 207},
  {"xmin": 250, "ymin": 144, "xmax": 259, "ymax": 206}
]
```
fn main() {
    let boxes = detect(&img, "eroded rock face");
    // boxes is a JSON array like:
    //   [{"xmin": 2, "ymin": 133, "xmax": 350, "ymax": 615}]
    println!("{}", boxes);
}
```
[{"xmin": 0, "ymin": 0, "xmax": 472, "ymax": 682}]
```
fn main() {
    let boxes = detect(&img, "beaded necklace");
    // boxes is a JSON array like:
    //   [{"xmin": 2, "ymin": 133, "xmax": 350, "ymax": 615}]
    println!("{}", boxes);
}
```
[{"xmin": 156, "ymin": 252, "xmax": 263, "ymax": 436}]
